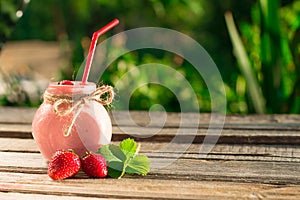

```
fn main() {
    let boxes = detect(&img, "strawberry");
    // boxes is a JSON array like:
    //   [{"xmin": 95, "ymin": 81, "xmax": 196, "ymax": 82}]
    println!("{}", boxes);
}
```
[
  {"xmin": 48, "ymin": 150, "xmax": 81, "ymax": 180},
  {"xmin": 81, "ymin": 152, "xmax": 108, "ymax": 178},
  {"xmin": 58, "ymin": 80, "xmax": 74, "ymax": 85}
]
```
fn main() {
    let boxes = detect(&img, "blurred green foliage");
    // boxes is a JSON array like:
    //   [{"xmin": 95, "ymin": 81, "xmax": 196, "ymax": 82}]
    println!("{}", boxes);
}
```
[
  {"xmin": 0, "ymin": 0, "xmax": 28, "ymax": 50},
  {"xmin": 0, "ymin": 0, "xmax": 299, "ymax": 114},
  {"xmin": 226, "ymin": 0, "xmax": 300, "ymax": 113}
]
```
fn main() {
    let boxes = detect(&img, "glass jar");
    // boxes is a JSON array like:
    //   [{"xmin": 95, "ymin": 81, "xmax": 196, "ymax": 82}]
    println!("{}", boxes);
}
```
[{"xmin": 32, "ymin": 81, "xmax": 113, "ymax": 161}]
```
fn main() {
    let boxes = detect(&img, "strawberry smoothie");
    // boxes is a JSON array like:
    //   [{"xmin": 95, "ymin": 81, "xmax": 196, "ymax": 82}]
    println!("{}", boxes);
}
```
[{"xmin": 32, "ymin": 81, "xmax": 112, "ymax": 161}]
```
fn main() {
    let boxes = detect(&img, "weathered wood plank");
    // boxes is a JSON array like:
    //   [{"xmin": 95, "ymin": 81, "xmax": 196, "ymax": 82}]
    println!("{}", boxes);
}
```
[
  {"xmin": 1, "ymin": 107, "xmax": 300, "ymax": 129},
  {"xmin": 111, "ymin": 126, "xmax": 300, "ymax": 144},
  {"xmin": 0, "ymin": 151, "xmax": 299, "ymax": 184},
  {"xmin": 1, "ymin": 107, "xmax": 300, "ymax": 198},
  {"xmin": 1, "ymin": 172, "xmax": 300, "ymax": 199},
  {"xmin": 0, "ymin": 107, "xmax": 35, "ymax": 124},
  {"xmin": 1, "ymin": 138, "xmax": 300, "ymax": 162},
  {"xmin": 1, "ymin": 108, "xmax": 300, "ymax": 144},
  {"xmin": 0, "ymin": 124, "xmax": 32, "ymax": 138},
  {"xmin": 1, "ymin": 122, "xmax": 300, "ymax": 144},
  {"xmin": 111, "ymin": 111, "xmax": 300, "ymax": 132},
  {"xmin": 152, "ymin": 158, "xmax": 300, "ymax": 184},
  {"xmin": 0, "ymin": 138, "xmax": 39, "ymax": 152},
  {"xmin": 0, "ymin": 192, "xmax": 109, "ymax": 200},
  {"xmin": 0, "ymin": 172, "xmax": 237, "ymax": 200}
]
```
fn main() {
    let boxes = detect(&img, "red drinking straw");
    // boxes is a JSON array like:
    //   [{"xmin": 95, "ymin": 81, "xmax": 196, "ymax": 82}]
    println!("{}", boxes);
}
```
[{"xmin": 81, "ymin": 19, "xmax": 119, "ymax": 84}]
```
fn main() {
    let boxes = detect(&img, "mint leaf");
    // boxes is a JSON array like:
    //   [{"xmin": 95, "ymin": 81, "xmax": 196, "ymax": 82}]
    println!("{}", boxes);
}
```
[
  {"xmin": 119, "ymin": 138, "xmax": 136, "ymax": 158},
  {"xmin": 126, "ymin": 155, "xmax": 150, "ymax": 176},
  {"xmin": 97, "ymin": 138, "xmax": 150, "ymax": 178}
]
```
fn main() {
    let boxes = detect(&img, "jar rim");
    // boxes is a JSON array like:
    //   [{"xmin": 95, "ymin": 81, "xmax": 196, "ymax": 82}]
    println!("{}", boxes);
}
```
[{"xmin": 46, "ymin": 81, "xmax": 96, "ymax": 95}]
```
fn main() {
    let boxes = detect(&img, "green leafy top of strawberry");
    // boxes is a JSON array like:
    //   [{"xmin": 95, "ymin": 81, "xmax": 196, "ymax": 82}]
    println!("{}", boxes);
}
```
[{"xmin": 97, "ymin": 138, "xmax": 150, "ymax": 179}]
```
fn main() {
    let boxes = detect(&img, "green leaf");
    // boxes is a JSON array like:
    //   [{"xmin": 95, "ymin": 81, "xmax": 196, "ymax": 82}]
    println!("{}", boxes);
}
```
[
  {"xmin": 119, "ymin": 138, "xmax": 137, "ymax": 158},
  {"xmin": 126, "ymin": 155, "xmax": 150, "ymax": 176},
  {"xmin": 97, "ymin": 144, "xmax": 126, "ymax": 163},
  {"xmin": 107, "ymin": 161, "xmax": 124, "ymax": 178},
  {"xmin": 97, "ymin": 138, "xmax": 150, "ymax": 178}
]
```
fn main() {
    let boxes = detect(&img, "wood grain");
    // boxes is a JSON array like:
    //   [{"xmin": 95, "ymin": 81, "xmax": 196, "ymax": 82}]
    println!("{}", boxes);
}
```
[
  {"xmin": 0, "ymin": 192, "xmax": 115, "ymax": 200},
  {"xmin": 1, "ymin": 172, "xmax": 300, "ymax": 200},
  {"xmin": 1, "ymin": 107, "xmax": 300, "ymax": 199},
  {"xmin": 1, "ymin": 121, "xmax": 300, "ymax": 144},
  {"xmin": 1, "ymin": 107, "xmax": 300, "ymax": 128},
  {"xmin": 1, "ymin": 138, "xmax": 300, "ymax": 161},
  {"xmin": 0, "ymin": 151, "xmax": 299, "ymax": 185}
]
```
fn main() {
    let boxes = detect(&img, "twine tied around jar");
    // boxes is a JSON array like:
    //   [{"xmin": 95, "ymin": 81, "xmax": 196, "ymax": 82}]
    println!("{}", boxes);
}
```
[{"xmin": 43, "ymin": 85, "xmax": 114, "ymax": 137}]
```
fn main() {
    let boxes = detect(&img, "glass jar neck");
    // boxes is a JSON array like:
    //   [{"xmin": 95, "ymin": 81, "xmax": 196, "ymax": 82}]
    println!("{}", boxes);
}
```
[{"xmin": 46, "ymin": 81, "xmax": 96, "ymax": 95}]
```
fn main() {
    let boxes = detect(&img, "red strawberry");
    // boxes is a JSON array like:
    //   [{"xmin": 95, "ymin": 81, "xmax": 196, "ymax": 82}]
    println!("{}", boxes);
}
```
[
  {"xmin": 48, "ymin": 150, "xmax": 81, "ymax": 180},
  {"xmin": 58, "ymin": 80, "xmax": 74, "ymax": 85},
  {"xmin": 81, "ymin": 152, "xmax": 108, "ymax": 178}
]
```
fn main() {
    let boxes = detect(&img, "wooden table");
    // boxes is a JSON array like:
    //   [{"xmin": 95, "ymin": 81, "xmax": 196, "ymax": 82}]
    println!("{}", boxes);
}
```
[{"xmin": 0, "ymin": 107, "xmax": 300, "ymax": 199}]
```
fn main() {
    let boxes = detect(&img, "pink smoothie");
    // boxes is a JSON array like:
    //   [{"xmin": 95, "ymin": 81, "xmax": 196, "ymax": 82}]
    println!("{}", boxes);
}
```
[{"xmin": 32, "ymin": 81, "xmax": 112, "ymax": 161}]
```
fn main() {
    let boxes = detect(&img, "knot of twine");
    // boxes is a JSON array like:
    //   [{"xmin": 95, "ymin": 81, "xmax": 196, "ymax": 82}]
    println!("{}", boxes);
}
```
[{"xmin": 43, "ymin": 85, "xmax": 114, "ymax": 137}]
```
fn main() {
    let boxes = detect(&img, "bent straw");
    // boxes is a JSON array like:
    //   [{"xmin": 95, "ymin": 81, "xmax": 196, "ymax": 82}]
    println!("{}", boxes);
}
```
[{"xmin": 81, "ymin": 19, "xmax": 119, "ymax": 84}]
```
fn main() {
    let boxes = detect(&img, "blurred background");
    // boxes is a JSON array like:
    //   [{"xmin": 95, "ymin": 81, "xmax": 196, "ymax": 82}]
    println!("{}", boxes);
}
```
[{"xmin": 0, "ymin": 0, "xmax": 299, "ymax": 114}]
